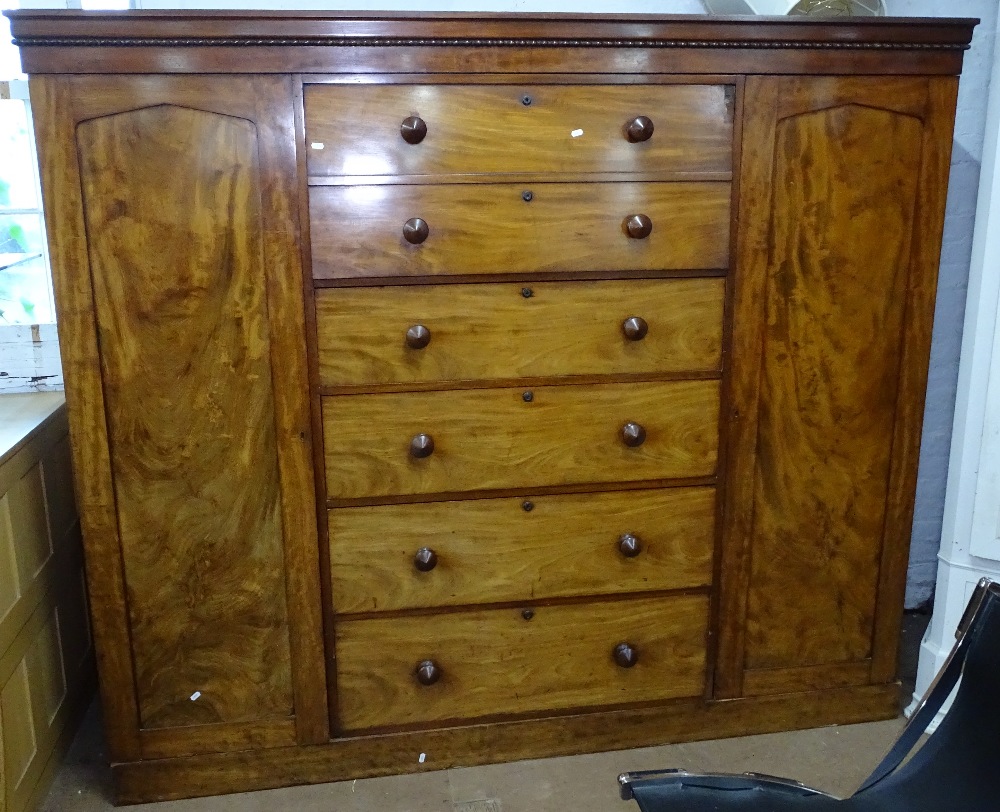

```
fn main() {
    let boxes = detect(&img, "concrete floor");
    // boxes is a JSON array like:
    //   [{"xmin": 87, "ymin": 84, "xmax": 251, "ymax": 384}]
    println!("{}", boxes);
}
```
[{"xmin": 39, "ymin": 613, "xmax": 929, "ymax": 811}]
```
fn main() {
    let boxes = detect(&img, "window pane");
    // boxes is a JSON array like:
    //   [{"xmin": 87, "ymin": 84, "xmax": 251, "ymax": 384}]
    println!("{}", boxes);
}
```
[
  {"xmin": 0, "ymin": 99, "xmax": 38, "ymax": 210},
  {"xmin": 0, "ymin": 213, "xmax": 52, "ymax": 324}
]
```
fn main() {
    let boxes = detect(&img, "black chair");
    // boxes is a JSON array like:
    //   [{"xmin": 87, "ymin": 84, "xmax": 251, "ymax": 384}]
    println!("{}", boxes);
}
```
[{"xmin": 618, "ymin": 578, "xmax": 1000, "ymax": 812}]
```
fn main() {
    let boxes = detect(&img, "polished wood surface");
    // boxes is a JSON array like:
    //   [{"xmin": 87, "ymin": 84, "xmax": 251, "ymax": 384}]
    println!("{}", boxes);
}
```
[
  {"xmin": 335, "ymin": 594, "xmax": 709, "ymax": 730},
  {"xmin": 77, "ymin": 103, "xmax": 295, "ymax": 729},
  {"xmin": 247, "ymin": 76, "xmax": 331, "ymax": 747},
  {"xmin": 305, "ymin": 84, "xmax": 732, "ymax": 177},
  {"xmin": 112, "ymin": 682, "xmax": 900, "ymax": 803},
  {"xmin": 30, "ymin": 75, "xmax": 143, "ymax": 760},
  {"xmin": 328, "ymin": 487, "xmax": 715, "ymax": 612},
  {"xmin": 712, "ymin": 76, "xmax": 776, "ymax": 701},
  {"xmin": 7, "ymin": 12, "xmax": 976, "ymax": 77},
  {"xmin": 10, "ymin": 10, "xmax": 973, "ymax": 802},
  {"xmin": 44, "ymin": 76, "xmax": 331, "ymax": 752},
  {"xmin": 323, "ymin": 380, "xmax": 720, "ymax": 500},
  {"xmin": 309, "ymin": 182, "xmax": 730, "ymax": 279},
  {"xmin": 736, "ymin": 79, "xmax": 924, "ymax": 673},
  {"xmin": 742, "ymin": 662, "xmax": 872, "ymax": 697},
  {"xmin": 869, "ymin": 77, "xmax": 958, "ymax": 683},
  {"xmin": 138, "ymin": 719, "xmax": 297, "ymax": 761},
  {"xmin": 316, "ymin": 278, "xmax": 724, "ymax": 387}
]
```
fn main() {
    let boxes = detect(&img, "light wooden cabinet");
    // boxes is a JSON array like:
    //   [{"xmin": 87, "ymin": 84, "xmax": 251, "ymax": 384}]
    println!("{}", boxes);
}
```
[
  {"xmin": 5, "ymin": 9, "xmax": 976, "ymax": 803},
  {"xmin": 0, "ymin": 394, "xmax": 93, "ymax": 812}
]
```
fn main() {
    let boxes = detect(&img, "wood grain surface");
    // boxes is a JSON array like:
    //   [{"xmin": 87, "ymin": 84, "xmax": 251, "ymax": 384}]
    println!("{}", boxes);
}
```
[
  {"xmin": 77, "ymin": 104, "xmax": 294, "ymax": 729},
  {"xmin": 309, "ymin": 182, "xmax": 730, "ymax": 279},
  {"xmin": 712, "ymin": 76, "xmax": 776, "ymax": 699},
  {"xmin": 112, "ymin": 681, "xmax": 902, "ymax": 804},
  {"xmin": 304, "ymin": 83, "xmax": 732, "ymax": 177},
  {"xmin": 249, "ymin": 76, "xmax": 331, "ymax": 746},
  {"xmin": 328, "ymin": 487, "xmax": 715, "ymax": 612},
  {"xmin": 61, "ymin": 74, "xmax": 331, "ymax": 746},
  {"xmin": 742, "ymin": 662, "xmax": 872, "ymax": 697},
  {"xmin": 323, "ymin": 380, "xmax": 720, "ymax": 500},
  {"xmin": 139, "ymin": 719, "xmax": 297, "ymax": 760},
  {"xmin": 335, "ymin": 594, "xmax": 709, "ymax": 730},
  {"xmin": 316, "ymin": 278, "xmax": 724, "ymax": 387},
  {"xmin": 742, "ymin": 96, "xmax": 922, "ymax": 672},
  {"xmin": 9, "ymin": 12, "xmax": 976, "ymax": 78},
  {"xmin": 868, "ymin": 77, "xmax": 959, "ymax": 683},
  {"xmin": 30, "ymin": 76, "xmax": 143, "ymax": 760}
]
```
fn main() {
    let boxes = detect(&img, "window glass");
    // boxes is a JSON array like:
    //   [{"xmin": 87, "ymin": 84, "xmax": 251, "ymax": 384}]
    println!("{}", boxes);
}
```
[
  {"xmin": 0, "ymin": 98, "xmax": 37, "ymax": 210},
  {"xmin": 2, "ymin": 2, "xmax": 48, "ymax": 324},
  {"xmin": 0, "ymin": 93, "xmax": 52, "ymax": 324},
  {"xmin": 0, "ymin": 214, "xmax": 50, "ymax": 323}
]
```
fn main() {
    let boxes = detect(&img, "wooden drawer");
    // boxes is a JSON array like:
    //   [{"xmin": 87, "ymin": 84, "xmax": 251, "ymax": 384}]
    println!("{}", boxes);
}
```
[
  {"xmin": 304, "ymin": 84, "xmax": 733, "ymax": 178},
  {"xmin": 329, "ymin": 486, "xmax": 715, "ymax": 613},
  {"xmin": 309, "ymin": 182, "xmax": 730, "ymax": 280},
  {"xmin": 323, "ymin": 380, "xmax": 720, "ymax": 500},
  {"xmin": 335, "ymin": 594, "xmax": 709, "ymax": 730},
  {"xmin": 317, "ymin": 278, "xmax": 724, "ymax": 388}
]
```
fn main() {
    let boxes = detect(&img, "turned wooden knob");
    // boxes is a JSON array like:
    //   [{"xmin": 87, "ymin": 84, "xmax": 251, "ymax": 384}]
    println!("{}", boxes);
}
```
[
  {"xmin": 414, "ymin": 547, "xmax": 438, "ymax": 572},
  {"xmin": 622, "ymin": 317, "xmax": 648, "ymax": 341},
  {"xmin": 625, "ymin": 214, "xmax": 653, "ymax": 239},
  {"xmin": 403, "ymin": 217, "xmax": 429, "ymax": 244},
  {"xmin": 614, "ymin": 642, "xmax": 639, "ymax": 668},
  {"xmin": 621, "ymin": 422, "xmax": 646, "ymax": 448},
  {"xmin": 406, "ymin": 324, "xmax": 431, "ymax": 349},
  {"xmin": 409, "ymin": 433, "xmax": 435, "ymax": 458},
  {"xmin": 626, "ymin": 116, "xmax": 654, "ymax": 143},
  {"xmin": 400, "ymin": 116, "xmax": 427, "ymax": 144},
  {"xmin": 619, "ymin": 533, "xmax": 642, "ymax": 558},
  {"xmin": 415, "ymin": 660, "xmax": 441, "ymax": 685}
]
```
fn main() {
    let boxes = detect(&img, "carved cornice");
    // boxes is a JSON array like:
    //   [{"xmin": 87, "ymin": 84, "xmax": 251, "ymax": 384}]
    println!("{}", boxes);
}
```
[{"xmin": 11, "ymin": 35, "xmax": 971, "ymax": 50}]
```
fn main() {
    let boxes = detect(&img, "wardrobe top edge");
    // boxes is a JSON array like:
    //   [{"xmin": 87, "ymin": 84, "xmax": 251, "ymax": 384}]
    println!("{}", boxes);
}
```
[
  {"xmin": 5, "ymin": 10, "xmax": 978, "ymax": 46},
  {"xmin": 6, "ymin": 10, "xmax": 976, "ymax": 77}
]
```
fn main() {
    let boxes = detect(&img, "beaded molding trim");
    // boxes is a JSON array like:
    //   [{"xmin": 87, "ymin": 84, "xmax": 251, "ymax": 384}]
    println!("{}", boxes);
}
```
[{"xmin": 12, "ymin": 36, "xmax": 970, "ymax": 50}]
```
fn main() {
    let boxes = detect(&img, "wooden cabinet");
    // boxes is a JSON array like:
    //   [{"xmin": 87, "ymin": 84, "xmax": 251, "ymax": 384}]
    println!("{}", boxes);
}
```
[
  {"xmin": 5, "ymin": 9, "xmax": 976, "ymax": 803},
  {"xmin": 0, "ymin": 394, "xmax": 93, "ymax": 812}
]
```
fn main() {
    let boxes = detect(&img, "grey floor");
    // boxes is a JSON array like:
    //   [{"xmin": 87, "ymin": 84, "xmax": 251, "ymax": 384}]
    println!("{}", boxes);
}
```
[{"xmin": 40, "ymin": 613, "xmax": 929, "ymax": 812}]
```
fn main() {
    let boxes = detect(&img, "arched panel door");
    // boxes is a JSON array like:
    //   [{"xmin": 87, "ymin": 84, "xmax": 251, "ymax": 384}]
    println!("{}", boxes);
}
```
[
  {"xmin": 32, "ymin": 76, "xmax": 327, "ymax": 761},
  {"xmin": 716, "ymin": 76, "xmax": 958, "ymax": 699},
  {"xmin": 77, "ymin": 104, "xmax": 293, "ymax": 732}
]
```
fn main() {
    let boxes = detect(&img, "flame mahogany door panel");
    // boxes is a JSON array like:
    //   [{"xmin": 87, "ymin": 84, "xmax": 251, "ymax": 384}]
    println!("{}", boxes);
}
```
[
  {"xmin": 716, "ymin": 76, "xmax": 958, "ymax": 699},
  {"xmin": 32, "ymin": 76, "xmax": 327, "ymax": 760}
]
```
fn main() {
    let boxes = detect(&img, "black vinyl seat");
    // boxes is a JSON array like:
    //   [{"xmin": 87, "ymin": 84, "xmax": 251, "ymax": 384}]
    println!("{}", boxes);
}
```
[{"xmin": 618, "ymin": 578, "xmax": 1000, "ymax": 812}]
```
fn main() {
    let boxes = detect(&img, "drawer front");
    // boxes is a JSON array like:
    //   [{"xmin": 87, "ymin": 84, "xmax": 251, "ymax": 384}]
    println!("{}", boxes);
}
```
[
  {"xmin": 323, "ymin": 380, "xmax": 720, "ymax": 500},
  {"xmin": 317, "ymin": 278, "xmax": 725, "ymax": 388},
  {"xmin": 335, "ymin": 594, "xmax": 709, "ymax": 730},
  {"xmin": 309, "ymin": 182, "xmax": 730, "ymax": 280},
  {"xmin": 304, "ymin": 84, "xmax": 733, "ymax": 178},
  {"xmin": 329, "ymin": 487, "xmax": 715, "ymax": 613}
]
